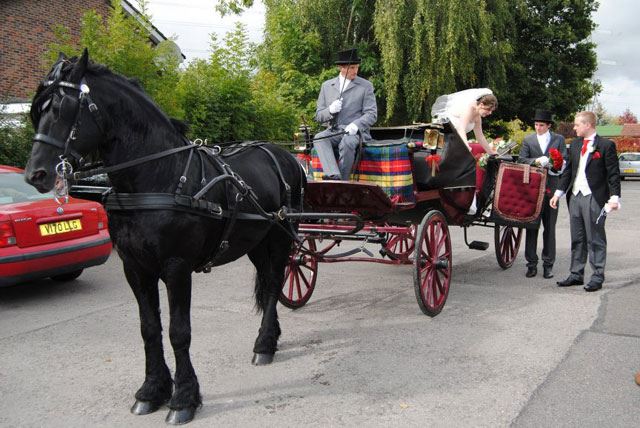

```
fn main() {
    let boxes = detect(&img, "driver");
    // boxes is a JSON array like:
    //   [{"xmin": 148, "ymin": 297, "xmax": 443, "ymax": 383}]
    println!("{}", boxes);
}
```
[{"xmin": 313, "ymin": 48, "xmax": 377, "ymax": 181}]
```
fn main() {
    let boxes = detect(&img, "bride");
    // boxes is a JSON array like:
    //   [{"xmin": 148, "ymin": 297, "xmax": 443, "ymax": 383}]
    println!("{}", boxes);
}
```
[{"xmin": 431, "ymin": 88, "xmax": 499, "ymax": 155}]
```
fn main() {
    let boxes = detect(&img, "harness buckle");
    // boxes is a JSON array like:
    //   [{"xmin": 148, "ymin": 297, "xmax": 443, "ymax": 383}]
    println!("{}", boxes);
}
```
[
  {"xmin": 88, "ymin": 103, "xmax": 98, "ymax": 113},
  {"xmin": 276, "ymin": 206, "xmax": 288, "ymax": 221}
]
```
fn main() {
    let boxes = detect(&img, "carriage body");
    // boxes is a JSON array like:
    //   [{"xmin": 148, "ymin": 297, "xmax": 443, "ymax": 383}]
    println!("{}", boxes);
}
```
[{"xmin": 283, "ymin": 123, "xmax": 548, "ymax": 315}]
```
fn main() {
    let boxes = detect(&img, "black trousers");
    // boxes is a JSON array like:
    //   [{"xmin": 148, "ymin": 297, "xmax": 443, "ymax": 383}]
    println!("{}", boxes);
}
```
[{"xmin": 525, "ymin": 194, "xmax": 558, "ymax": 268}]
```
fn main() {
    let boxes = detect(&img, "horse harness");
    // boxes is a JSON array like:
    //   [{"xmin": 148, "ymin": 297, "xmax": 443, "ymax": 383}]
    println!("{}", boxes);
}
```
[{"xmin": 32, "ymin": 73, "xmax": 305, "ymax": 273}]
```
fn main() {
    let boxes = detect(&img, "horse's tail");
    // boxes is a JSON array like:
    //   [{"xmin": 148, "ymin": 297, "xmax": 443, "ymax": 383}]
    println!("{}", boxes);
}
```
[
  {"xmin": 252, "ymin": 143, "xmax": 307, "ymax": 314},
  {"xmin": 254, "ymin": 273, "xmax": 267, "ymax": 314}
]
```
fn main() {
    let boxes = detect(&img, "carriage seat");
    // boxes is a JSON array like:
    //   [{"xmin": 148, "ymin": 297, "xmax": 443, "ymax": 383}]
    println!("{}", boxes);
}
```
[{"xmin": 310, "ymin": 139, "xmax": 415, "ymax": 202}]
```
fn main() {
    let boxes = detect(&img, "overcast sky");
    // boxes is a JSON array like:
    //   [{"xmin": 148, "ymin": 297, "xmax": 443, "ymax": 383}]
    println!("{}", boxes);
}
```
[{"xmin": 143, "ymin": 0, "xmax": 639, "ymax": 117}]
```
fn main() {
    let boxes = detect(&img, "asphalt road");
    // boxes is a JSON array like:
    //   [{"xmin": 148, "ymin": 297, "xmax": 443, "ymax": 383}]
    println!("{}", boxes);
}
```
[{"xmin": 1, "ymin": 180, "xmax": 640, "ymax": 427}]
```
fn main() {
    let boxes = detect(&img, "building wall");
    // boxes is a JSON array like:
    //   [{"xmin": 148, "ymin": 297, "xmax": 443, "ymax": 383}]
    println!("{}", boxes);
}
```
[{"xmin": 0, "ymin": 0, "xmax": 110, "ymax": 103}]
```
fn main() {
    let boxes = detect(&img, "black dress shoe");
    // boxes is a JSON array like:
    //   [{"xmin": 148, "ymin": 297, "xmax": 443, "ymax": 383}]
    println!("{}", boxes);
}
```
[
  {"xmin": 525, "ymin": 267, "xmax": 537, "ymax": 278},
  {"xmin": 584, "ymin": 282, "xmax": 602, "ymax": 292},
  {"xmin": 543, "ymin": 267, "xmax": 554, "ymax": 279},
  {"xmin": 557, "ymin": 277, "xmax": 584, "ymax": 287}
]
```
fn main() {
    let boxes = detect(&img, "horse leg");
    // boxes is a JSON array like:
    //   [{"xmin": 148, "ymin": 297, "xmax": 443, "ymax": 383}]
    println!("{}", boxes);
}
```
[
  {"xmin": 248, "ymin": 230, "xmax": 290, "ymax": 365},
  {"xmin": 124, "ymin": 263, "xmax": 173, "ymax": 415},
  {"xmin": 164, "ymin": 260, "xmax": 201, "ymax": 425}
]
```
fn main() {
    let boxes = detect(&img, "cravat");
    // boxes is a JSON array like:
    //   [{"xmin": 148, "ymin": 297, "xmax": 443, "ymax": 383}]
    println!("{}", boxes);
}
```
[{"xmin": 581, "ymin": 138, "xmax": 589, "ymax": 156}]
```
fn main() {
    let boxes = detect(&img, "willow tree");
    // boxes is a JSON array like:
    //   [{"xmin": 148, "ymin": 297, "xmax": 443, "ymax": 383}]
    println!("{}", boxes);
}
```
[{"xmin": 374, "ymin": 0, "xmax": 513, "ymax": 122}]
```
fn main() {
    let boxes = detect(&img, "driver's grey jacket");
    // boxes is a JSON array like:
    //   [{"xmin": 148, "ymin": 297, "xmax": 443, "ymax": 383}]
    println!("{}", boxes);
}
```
[{"xmin": 314, "ymin": 75, "xmax": 377, "ymax": 140}]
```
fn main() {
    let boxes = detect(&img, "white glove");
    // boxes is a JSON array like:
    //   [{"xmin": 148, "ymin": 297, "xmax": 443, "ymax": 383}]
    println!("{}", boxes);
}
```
[
  {"xmin": 329, "ymin": 99, "xmax": 342, "ymax": 114},
  {"xmin": 535, "ymin": 156, "xmax": 549, "ymax": 167},
  {"xmin": 345, "ymin": 122, "xmax": 358, "ymax": 136}
]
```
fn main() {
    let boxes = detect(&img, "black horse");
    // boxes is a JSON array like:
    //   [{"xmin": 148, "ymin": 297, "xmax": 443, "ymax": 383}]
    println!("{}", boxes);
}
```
[{"xmin": 25, "ymin": 50, "xmax": 305, "ymax": 424}]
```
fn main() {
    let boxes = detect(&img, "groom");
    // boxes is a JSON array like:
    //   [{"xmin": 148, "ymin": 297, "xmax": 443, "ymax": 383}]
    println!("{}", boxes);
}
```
[
  {"xmin": 550, "ymin": 111, "xmax": 621, "ymax": 291},
  {"xmin": 518, "ymin": 109, "xmax": 567, "ymax": 279}
]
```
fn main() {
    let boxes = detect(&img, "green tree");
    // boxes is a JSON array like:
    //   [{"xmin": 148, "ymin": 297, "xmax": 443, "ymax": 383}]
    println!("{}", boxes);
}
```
[
  {"xmin": 227, "ymin": 0, "xmax": 513, "ymax": 124},
  {"xmin": 176, "ymin": 26, "xmax": 298, "ymax": 142},
  {"xmin": 500, "ymin": 0, "xmax": 599, "ymax": 123},
  {"xmin": 219, "ymin": 0, "xmax": 599, "ymax": 128},
  {"xmin": 0, "ymin": 115, "xmax": 34, "ymax": 167},
  {"xmin": 46, "ymin": 0, "xmax": 182, "ymax": 117}
]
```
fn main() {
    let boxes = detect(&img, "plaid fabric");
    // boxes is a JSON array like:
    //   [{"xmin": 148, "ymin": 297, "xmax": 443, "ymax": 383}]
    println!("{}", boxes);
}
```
[{"xmin": 311, "ymin": 142, "xmax": 414, "ymax": 201}]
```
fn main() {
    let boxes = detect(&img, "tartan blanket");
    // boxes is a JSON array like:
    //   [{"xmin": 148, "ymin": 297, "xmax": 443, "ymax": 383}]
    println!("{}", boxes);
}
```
[{"xmin": 311, "ymin": 141, "xmax": 414, "ymax": 202}]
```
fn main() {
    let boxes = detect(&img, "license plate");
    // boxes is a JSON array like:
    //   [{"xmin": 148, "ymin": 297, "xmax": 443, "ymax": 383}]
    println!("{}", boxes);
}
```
[
  {"xmin": 39, "ymin": 219, "xmax": 82, "ymax": 236},
  {"xmin": 623, "ymin": 168, "xmax": 636, "ymax": 173}
]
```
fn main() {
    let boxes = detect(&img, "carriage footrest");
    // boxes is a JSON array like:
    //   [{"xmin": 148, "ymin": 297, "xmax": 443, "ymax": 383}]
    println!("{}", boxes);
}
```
[{"xmin": 468, "ymin": 240, "xmax": 489, "ymax": 251}]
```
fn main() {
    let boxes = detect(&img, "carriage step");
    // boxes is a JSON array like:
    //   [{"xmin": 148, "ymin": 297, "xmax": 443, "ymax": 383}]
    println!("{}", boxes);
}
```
[{"xmin": 468, "ymin": 240, "xmax": 489, "ymax": 251}]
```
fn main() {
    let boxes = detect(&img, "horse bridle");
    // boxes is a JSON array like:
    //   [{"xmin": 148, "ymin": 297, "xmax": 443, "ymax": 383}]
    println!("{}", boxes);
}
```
[{"xmin": 33, "ymin": 77, "xmax": 105, "ymax": 175}]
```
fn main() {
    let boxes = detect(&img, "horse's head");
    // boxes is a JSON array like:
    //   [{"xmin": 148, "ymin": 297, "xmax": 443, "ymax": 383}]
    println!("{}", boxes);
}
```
[{"xmin": 25, "ymin": 49, "xmax": 104, "ymax": 192}]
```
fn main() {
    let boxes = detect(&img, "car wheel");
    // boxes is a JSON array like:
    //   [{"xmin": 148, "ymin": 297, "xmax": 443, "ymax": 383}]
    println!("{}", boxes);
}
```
[{"xmin": 50, "ymin": 269, "xmax": 84, "ymax": 282}]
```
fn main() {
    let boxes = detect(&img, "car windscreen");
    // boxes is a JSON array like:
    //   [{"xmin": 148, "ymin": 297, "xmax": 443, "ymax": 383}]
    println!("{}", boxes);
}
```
[
  {"xmin": 0, "ymin": 172, "xmax": 54, "ymax": 204},
  {"xmin": 620, "ymin": 154, "xmax": 640, "ymax": 162}
]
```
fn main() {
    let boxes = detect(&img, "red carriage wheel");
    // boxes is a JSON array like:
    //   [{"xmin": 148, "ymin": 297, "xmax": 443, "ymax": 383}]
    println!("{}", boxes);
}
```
[
  {"xmin": 383, "ymin": 225, "xmax": 416, "ymax": 261},
  {"xmin": 494, "ymin": 225, "xmax": 523, "ymax": 269},
  {"xmin": 413, "ymin": 210, "xmax": 452, "ymax": 317},
  {"xmin": 279, "ymin": 237, "xmax": 319, "ymax": 309}
]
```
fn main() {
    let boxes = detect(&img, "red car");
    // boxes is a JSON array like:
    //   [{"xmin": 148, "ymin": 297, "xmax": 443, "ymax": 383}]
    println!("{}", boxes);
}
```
[{"xmin": 0, "ymin": 165, "xmax": 112, "ymax": 287}]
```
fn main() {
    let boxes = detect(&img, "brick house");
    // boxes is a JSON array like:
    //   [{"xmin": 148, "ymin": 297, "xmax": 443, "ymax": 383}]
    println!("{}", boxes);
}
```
[{"xmin": 0, "ymin": 0, "xmax": 179, "ymax": 106}]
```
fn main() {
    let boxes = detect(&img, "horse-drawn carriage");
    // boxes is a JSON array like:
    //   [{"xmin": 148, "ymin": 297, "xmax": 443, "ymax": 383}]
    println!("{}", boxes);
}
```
[
  {"xmin": 24, "ymin": 51, "xmax": 549, "ymax": 424},
  {"xmin": 281, "ymin": 121, "xmax": 548, "ymax": 316}
]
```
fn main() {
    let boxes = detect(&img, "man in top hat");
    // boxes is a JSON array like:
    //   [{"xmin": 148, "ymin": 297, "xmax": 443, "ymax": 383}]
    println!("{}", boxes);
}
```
[
  {"xmin": 313, "ymin": 48, "xmax": 377, "ymax": 180},
  {"xmin": 550, "ymin": 111, "xmax": 620, "ymax": 292},
  {"xmin": 518, "ymin": 109, "xmax": 568, "ymax": 279}
]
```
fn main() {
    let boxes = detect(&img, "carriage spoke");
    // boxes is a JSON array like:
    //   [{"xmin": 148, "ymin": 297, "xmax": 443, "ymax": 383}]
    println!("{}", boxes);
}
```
[
  {"xmin": 286, "ymin": 269, "xmax": 296, "ymax": 300},
  {"xmin": 299, "ymin": 267, "xmax": 312, "ymax": 289}
]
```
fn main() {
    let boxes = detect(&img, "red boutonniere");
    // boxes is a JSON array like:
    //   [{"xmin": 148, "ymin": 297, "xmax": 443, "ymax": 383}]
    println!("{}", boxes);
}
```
[
  {"xmin": 592, "ymin": 151, "xmax": 601, "ymax": 160},
  {"xmin": 549, "ymin": 148, "xmax": 563, "ymax": 171},
  {"xmin": 426, "ymin": 152, "xmax": 442, "ymax": 177}
]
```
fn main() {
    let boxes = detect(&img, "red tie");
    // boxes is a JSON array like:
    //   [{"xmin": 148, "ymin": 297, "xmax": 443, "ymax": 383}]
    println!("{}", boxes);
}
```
[{"xmin": 581, "ymin": 138, "xmax": 589, "ymax": 156}]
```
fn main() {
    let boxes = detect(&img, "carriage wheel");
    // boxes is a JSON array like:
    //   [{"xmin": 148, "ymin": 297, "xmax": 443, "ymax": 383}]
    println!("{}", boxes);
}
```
[
  {"xmin": 279, "ymin": 237, "xmax": 319, "ymax": 309},
  {"xmin": 383, "ymin": 225, "xmax": 416, "ymax": 262},
  {"xmin": 413, "ymin": 210, "xmax": 452, "ymax": 317},
  {"xmin": 494, "ymin": 225, "xmax": 523, "ymax": 269}
]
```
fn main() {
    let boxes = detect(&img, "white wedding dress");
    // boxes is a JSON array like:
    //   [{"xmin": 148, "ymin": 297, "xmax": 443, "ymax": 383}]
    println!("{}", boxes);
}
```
[{"xmin": 431, "ymin": 88, "xmax": 494, "ymax": 215}]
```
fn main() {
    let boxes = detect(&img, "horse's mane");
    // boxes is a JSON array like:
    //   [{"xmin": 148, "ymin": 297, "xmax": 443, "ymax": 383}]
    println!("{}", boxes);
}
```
[{"xmin": 31, "ymin": 56, "xmax": 189, "ymax": 138}]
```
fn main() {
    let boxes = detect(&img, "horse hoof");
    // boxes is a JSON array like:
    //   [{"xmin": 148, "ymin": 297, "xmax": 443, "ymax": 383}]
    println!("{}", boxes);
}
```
[
  {"xmin": 165, "ymin": 407, "xmax": 197, "ymax": 425},
  {"xmin": 131, "ymin": 399, "xmax": 162, "ymax": 415},
  {"xmin": 251, "ymin": 353, "xmax": 274, "ymax": 365}
]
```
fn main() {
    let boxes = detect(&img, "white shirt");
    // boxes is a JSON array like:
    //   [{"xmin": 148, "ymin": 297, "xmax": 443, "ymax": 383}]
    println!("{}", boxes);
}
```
[
  {"xmin": 536, "ymin": 131, "xmax": 550, "ymax": 154},
  {"xmin": 572, "ymin": 132, "xmax": 596, "ymax": 196},
  {"xmin": 338, "ymin": 75, "xmax": 351, "ymax": 94}
]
